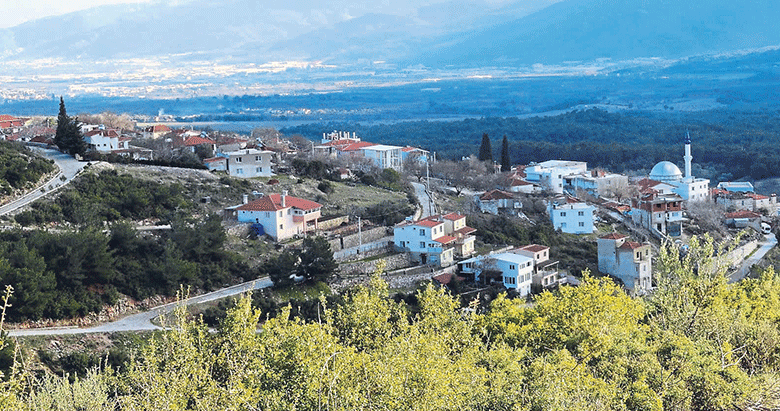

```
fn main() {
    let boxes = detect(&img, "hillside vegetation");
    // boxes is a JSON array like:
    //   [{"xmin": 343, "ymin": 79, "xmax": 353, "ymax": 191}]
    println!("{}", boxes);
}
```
[
  {"xmin": 0, "ymin": 141, "xmax": 55, "ymax": 196},
  {"xmin": 1, "ymin": 237, "xmax": 779, "ymax": 410}
]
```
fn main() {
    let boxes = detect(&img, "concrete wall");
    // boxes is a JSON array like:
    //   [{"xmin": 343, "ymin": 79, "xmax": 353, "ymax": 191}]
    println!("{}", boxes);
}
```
[
  {"xmin": 328, "ymin": 226, "xmax": 389, "ymax": 252},
  {"xmin": 318, "ymin": 215, "xmax": 350, "ymax": 231},
  {"xmin": 338, "ymin": 253, "xmax": 412, "ymax": 277}
]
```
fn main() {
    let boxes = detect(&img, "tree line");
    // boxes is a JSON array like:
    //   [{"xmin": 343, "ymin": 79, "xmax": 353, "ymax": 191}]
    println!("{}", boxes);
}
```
[{"xmin": 282, "ymin": 108, "xmax": 780, "ymax": 181}]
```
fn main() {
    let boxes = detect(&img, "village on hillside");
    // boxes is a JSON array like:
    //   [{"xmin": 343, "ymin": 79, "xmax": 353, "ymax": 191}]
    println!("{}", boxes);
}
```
[{"xmin": 1, "ymin": 113, "xmax": 777, "ymax": 301}]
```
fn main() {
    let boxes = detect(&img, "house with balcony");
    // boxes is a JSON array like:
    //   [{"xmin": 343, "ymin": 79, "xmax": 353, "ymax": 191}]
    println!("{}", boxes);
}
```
[
  {"xmin": 83, "ymin": 128, "xmax": 131, "ymax": 153},
  {"xmin": 458, "ymin": 252, "xmax": 534, "ymax": 296},
  {"xmin": 524, "ymin": 160, "xmax": 587, "ymax": 194},
  {"xmin": 232, "ymin": 191, "xmax": 321, "ymax": 241},
  {"xmin": 631, "ymin": 191, "xmax": 684, "ymax": 237},
  {"xmin": 512, "ymin": 244, "xmax": 563, "ymax": 289},
  {"xmin": 598, "ymin": 233, "xmax": 653, "ymax": 293},
  {"xmin": 394, "ymin": 214, "xmax": 476, "ymax": 267}
]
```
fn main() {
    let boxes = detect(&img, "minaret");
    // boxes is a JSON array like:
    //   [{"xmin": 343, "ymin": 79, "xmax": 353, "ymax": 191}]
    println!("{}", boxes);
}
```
[{"xmin": 683, "ymin": 131, "xmax": 693, "ymax": 183}]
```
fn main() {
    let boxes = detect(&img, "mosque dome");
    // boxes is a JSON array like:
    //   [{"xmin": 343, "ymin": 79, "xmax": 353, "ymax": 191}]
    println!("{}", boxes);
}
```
[{"xmin": 649, "ymin": 161, "xmax": 683, "ymax": 183}]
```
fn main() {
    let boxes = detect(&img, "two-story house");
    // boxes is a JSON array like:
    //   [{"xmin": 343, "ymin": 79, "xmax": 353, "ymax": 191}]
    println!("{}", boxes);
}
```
[
  {"xmin": 631, "ymin": 191, "xmax": 684, "ymax": 237},
  {"xmin": 512, "ymin": 244, "xmax": 562, "ymax": 289},
  {"xmin": 548, "ymin": 198, "xmax": 595, "ymax": 234},
  {"xmin": 477, "ymin": 190, "xmax": 523, "ymax": 216},
  {"xmin": 394, "ymin": 214, "xmax": 476, "ymax": 267},
  {"xmin": 225, "ymin": 149, "xmax": 274, "ymax": 178},
  {"xmin": 597, "ymin": 233, "xmax": 653, "ymax": 293},
  {"xmin": 458, "ymin": 252, "xmax": 535, "ymax": 296},
  {"xmin": 234, "ymin": 191, "xmax": 322, "ymax": 241}
]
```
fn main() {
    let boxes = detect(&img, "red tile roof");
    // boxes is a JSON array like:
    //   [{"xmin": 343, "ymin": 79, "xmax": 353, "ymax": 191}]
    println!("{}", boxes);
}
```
[
  {"xmin": 415, "ymin": 219, "xmax": 443, "ymax": 228},
  {"xmin": 434, "ymin": 235, "xmax": 456, "ymax": 244},
  {"xmin": 746, "ymin": 193, "xmax": 770, "ymax": 200},
  {"xmin": 619, "ymin": 241, "xmax": 646, "ymax": 250},
  {"xmin": 204, "ymin": 157, "xmax": 226, "ymax": 163},
  {"xmin": 340, "ymin": 141, "xmax": 376, "ymax": 152},
  {"xmin": 401, "ymin": 146, "xmax": 417, "ymax": 152},
  {"xmin": 236, "ymin": 194, "xmax": 322, "ymax": 212},
  {"xmin": 725, "ymin": 210, "xmax": 762, "ymax": 219},
  {"xmin": 0, "ymin": 115, "xmax": 17, "ymax": 121},
  {"xmin": 600, "ymin": 233, "xmax": 628, "ymax": 240},
  {"xmin": 182, "ymin": 135, "xmax": 216, "ymax": 146},
  {"xmin": 443, "ymin": 212, "xmax": 466, "ymax": 221},
  {"xmin": 510, "ymin": 179, "xmax": 532, "ymax": 186}
]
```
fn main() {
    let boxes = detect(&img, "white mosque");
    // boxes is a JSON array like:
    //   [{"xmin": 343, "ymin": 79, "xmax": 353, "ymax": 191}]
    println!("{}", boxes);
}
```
[{"xmin": 647, "ymin": 133, "xmax": 710, "ymax": 202}]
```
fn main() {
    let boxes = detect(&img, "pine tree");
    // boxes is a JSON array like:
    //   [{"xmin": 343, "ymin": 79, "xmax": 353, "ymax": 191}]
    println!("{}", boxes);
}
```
[
  {"xmin": 54, "ymin": 97, "xmax": 86, "ymax": 157},
  {"xmin": 478, "ymin": 133, "xmax": 492, "ymax": 162},
  {"xmin": 500, "ymin": 134, "xmax": 511, "ymax": 172}
]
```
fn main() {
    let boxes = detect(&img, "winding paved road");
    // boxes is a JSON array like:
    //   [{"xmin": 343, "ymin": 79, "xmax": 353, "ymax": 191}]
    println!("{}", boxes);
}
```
[
  {"xmin": 729, "ymin": 233, "xmax": 777, "ymax": 283},
  {"xmin": 8, "ymin": 277, "xmax": 273, "ymax": 336},
  {"xmin": 0, "ymin": 147, "xmax": 85, "ymax": 216},
  {"xmin": 411, "ymin": 182, "xmax": 435, "ymax": 218}
]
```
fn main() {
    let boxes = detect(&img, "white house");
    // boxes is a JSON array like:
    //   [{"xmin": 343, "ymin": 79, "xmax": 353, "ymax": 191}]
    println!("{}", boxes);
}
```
[
  {"xmin": 524, "ymin": 160, "xmax": 587, "ymax": 194},
  {"xmin": 225, "ymin": 149, "xmax": 274, "ymax": 178},
  {"xmin": 597, "ymin": 233, "xmax": 653, "ymax": 293},
  {"xmin": 361, "ymin": 144, "xmax": 403, "ymax": 171},
  {"xmin": 204, "ymin": 156, "xmax": 227, "ymax": 171},
  {"xmin": 83, "ymin": 128, "xmax": 131, "ymax": 153},
  {"xmin": 563, "ymin": 169, "xmax": 629, "ymax": 198},
  {"xmin": 394, "ymin": 214, "xmax": 476, "ymax": 267},
  {"xmin": 233, "ymin": 192, "xmax": 322, "ymax": 241},
  {"xmin": 458, "ymin": 252, "xmax": 534, "ymax": 296},
  {"xmin": 716, "ymin": 181, "xmax": 754, "ymax": 193},
  {"xmin": 512, "ymin": 244, "xmax": 562, "ymax": 289},
  {"xmin": 548, "ymin": 199, "xmax": 595, "ymax": 234},
  {"xmin": 477, "ymin": 189, "xmax": 522, "ymax": 216}
]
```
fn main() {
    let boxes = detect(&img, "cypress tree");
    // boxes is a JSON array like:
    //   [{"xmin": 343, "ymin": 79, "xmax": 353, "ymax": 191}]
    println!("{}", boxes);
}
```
[
  {"xmin": 478, "ymin": 133, "xmax": 493, "ymax": 162},
  {"xmin": 54, "ymin": 97, "xmax": 86, "ymax": 157},
  {"xmin": 500, "ymin": 135, "xmax": 511, "ymax": 172}
]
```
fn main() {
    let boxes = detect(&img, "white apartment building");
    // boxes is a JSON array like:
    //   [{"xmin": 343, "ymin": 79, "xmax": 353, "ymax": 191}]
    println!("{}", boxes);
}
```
[{"xmin": 524, "ymin": 160, "xmax": 587, "ymax": 194}]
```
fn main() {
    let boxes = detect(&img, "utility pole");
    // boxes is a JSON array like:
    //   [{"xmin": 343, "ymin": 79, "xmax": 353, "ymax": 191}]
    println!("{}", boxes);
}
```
[{"xmin": 358, "ymin": 215, "xmax": 362, "ymax": 250}]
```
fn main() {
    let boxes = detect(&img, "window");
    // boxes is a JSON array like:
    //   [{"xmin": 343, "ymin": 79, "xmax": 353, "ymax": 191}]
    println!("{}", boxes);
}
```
[
  {"xmin": 578, "ymin": 211, "xmax": 584, "ymax": 216},
  {"xmin": 257, "ymin": 167, "xmax": 263, "ymax": 173},
  {"xmin": 509, "ymin": 264, "xmax": 516, "ymax": 270},
  {"xmin": 579, "ymin": 222, "xmax": 584, "ymax": 227},
  {"xmin": 279, "ymin": 224, "xmax": 283, "ymax": 229},
  {"xmin": 561, "ymin": 222, "xmax": 567, "ymax": 228},
  {"xmin": 265, "ymin": 212, "xmax": 270, "ymax": 218},
  {"xmin": 279, "ymin": 211, "xmax": 283, "ymax": 217},
  {"xmin": 236, "ymin": 157, "xmax": 243, "ymax": 163},
  {"xmin": 235, "ymin": 168, "xmax": 243, "ymax": 174},
  {"xmin": 560, "ymin": 212, "xmax": 566, "ymax": 217},
  {"xmin": 420, "ymin": 229, "xmax": 425, "ymax": 236},
  {"xmin": 255, "ymin": 156, "xmax": 261, "ymax": 161},
  {"xmin": 400, "ymin": 241, "xmax": 405, "ymax": 247},
  {"xmin": 420, "ymin": 241, "xmax": 426, "ymax": 248}
]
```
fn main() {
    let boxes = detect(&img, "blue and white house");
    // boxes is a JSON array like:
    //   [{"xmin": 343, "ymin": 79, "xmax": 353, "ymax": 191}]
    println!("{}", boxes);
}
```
[{"xmin": 458, "ymin": 252, "xmax": 534, "ymax": 296}]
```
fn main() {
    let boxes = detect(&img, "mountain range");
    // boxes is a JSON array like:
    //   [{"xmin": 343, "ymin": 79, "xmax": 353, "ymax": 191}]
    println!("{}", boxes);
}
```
[{"xmin": 3, "ymin": 0, "xmax": 779, "ymax": 68}]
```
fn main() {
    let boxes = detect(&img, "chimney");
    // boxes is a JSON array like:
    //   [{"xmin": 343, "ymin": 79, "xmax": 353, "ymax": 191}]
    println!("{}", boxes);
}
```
[
  {"xmin": 281, "ymin": 190, "xmax": 287, "ymax": 208},
  {"xmin": 242, "ymin": 194, "xmax": 248, "ymax": 204}
]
